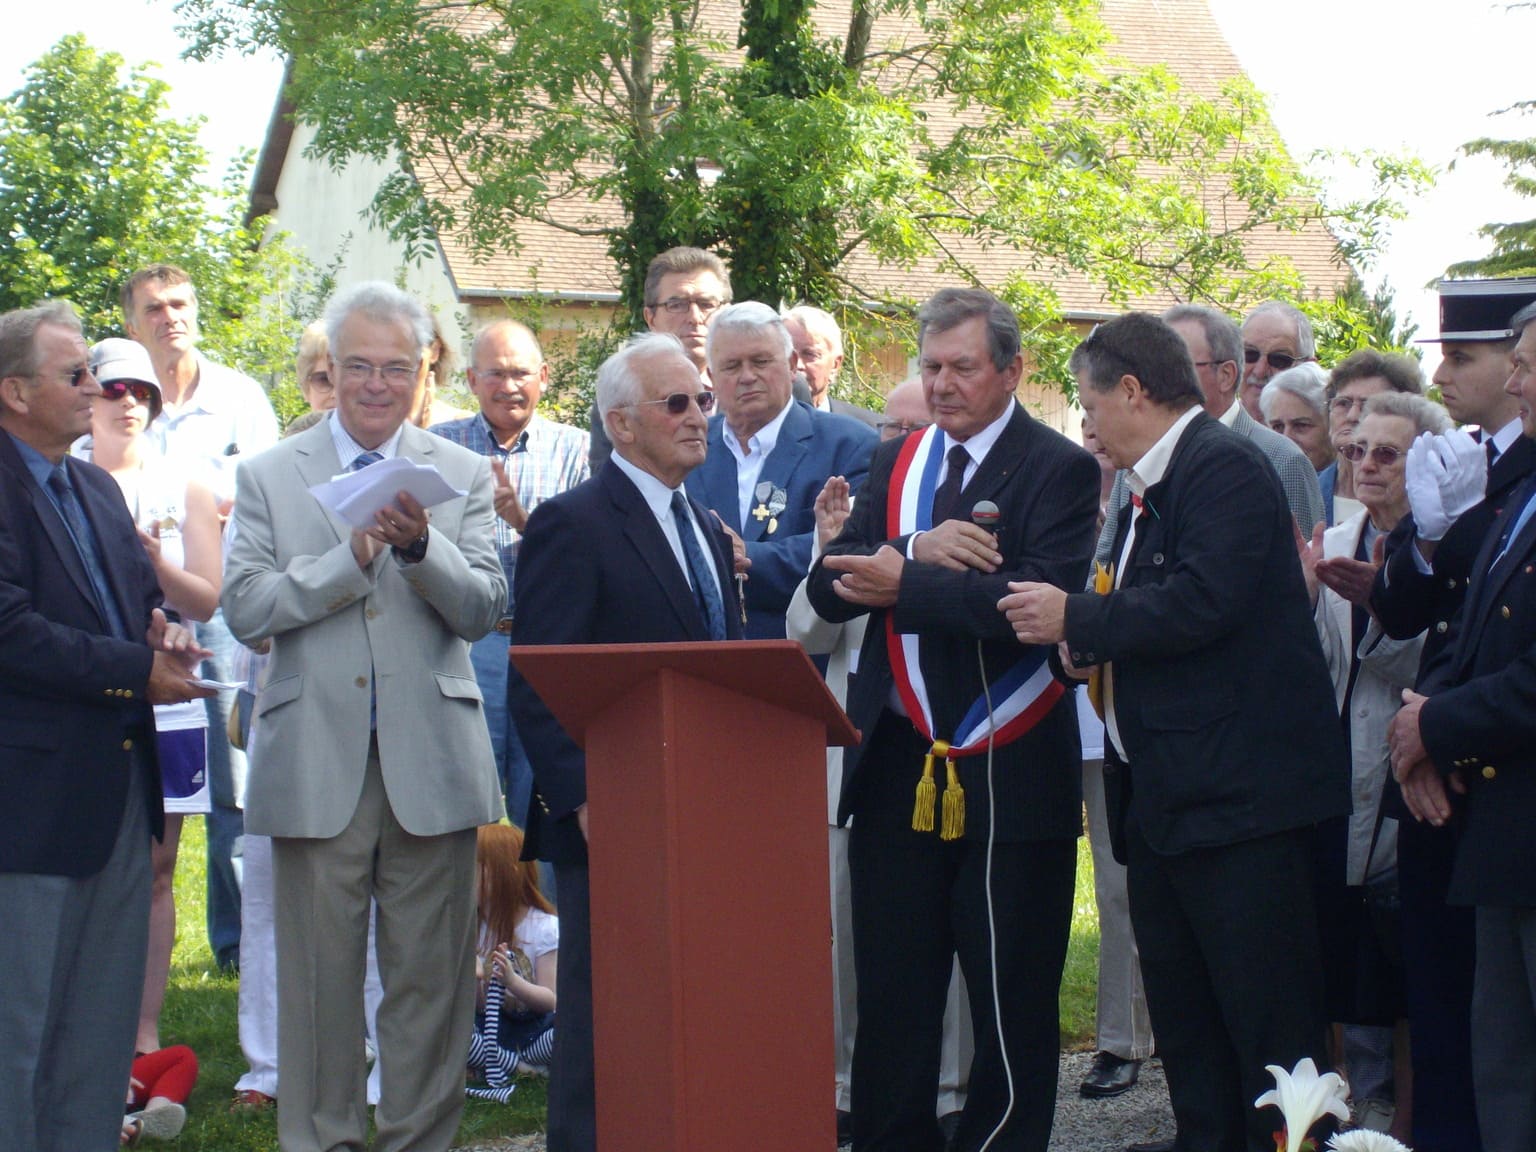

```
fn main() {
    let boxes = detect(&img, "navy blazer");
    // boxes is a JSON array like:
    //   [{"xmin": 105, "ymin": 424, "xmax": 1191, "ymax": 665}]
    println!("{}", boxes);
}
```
[
  {"xmin": 509, "ymin": 461, "xmax": 743, "ymax": 864},
  {"xmin": 687, "ymin": 400, "xmax": 875, "ymax": 639},
  {"xmin": 1064, "ymin": 412, "xmax": 1349, "ymax": 858},
  {"xmin": 1373, "ymin": 434, "xmax": 1536, "ymax": 691},
  {"xmin": 1420, "ymin": 466, "xmax": 1536, "ymax": 907},
  {"xmin": 0, "ymin": 429, "xmax": 164, "ymax": 876},
  {"xmin": 807, "ymin": 403, "xmax": 1099, "ymax": 841}
]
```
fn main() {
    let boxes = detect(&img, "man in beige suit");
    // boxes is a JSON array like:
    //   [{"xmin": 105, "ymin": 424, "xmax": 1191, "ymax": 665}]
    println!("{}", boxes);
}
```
[{"xmin": 224, "ymin": 282, "xmax": 505, "ymax": 1152}]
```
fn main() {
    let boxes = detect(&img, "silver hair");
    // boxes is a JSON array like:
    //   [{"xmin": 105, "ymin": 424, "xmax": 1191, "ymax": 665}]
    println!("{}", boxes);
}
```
[
  {"xmin": 1259, "ymin": 361, "xmax": 1329, "ymax": 422},
  {"xmin": 1162, "ymin": 303, "xmax": 1244, "ymax": 367},
  {"xmin": 596, "ymin": 332, "xmax": 690, "ymax": 421},
  {"xmin": 706, "ymin": 302, "xmax": 793, "ymax": 366},
  {"xmin": 784, "ymin": 304, "xmax": 843, "ymax": 359},
  {"xmin": 322, "ymin": 282, "xmax": 434, "ymax": 358},
  {"xmin": 1511, "ymin": 301, "xmax": 1536, "ymax": 337},
  {"xmin": 1243, "ymin": 300, "xmax": 1316, "ymax": 359},
  {"xmin": 1362, "ymin": 391, "xmax": 1452, "ymax": 437},
  {"xmin": 0, "ymin": 300, "xmax": 83, "ymax": 382}
]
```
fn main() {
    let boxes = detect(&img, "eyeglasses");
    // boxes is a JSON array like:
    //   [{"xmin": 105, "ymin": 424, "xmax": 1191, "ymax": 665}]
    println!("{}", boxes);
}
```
[
  {"xmin": 1191, "ymin": 359, "xmax": 1232, "ymax": 370},
  {"xmin": 1329, "ymin": 394, "xmax": 1369, "ymax": 414},
  {"xmin": 1339, "ymin": 442, "xmax": 1405, "ymax": 466},
  {"xmin": 878, "ymin": 419, "xmax": 930, "ymax": 440},
  {"xmin": 339, "ymin": 359, "xmax": 419, "ymax": 386},
  {"xmin": 475, "ymin": 367, "xmax": 542, "ymax": 386},
  {"xmin": 1244, "ymin": 348, "xmax": 1313, "ymax": 373},
  {"xmin": 35, "ymin": 366, "xmax": 92, "ymax": 388},
  {"xmin": 628, "ymin": 390, "xmax": 716, "ymax": 415},
  {"xmin": 99, "ymin": 379, "xmax": 157, "ymax": 407},
  {"xmin": 304, "ymin": 370, "xmax": 333, "ymax": 391},
  {"xmin": 650, "ymin": 296, "xmax": 724, "ymax": 317}
]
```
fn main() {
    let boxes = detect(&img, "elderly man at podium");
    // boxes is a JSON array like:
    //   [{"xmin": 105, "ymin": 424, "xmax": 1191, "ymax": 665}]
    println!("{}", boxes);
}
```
[{"xmin": 509, "ymin": 332, "xmax": 743, "ymax": 1152}]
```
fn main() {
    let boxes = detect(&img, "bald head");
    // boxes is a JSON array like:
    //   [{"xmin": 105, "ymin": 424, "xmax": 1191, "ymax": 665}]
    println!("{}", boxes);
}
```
[
  {"xmin": 880, "ymin": 377, "xmax": 931, "ymax": 441},
  {"xmin": 468, "ymin": 320, "xmax": 547, "ymax": 444}
]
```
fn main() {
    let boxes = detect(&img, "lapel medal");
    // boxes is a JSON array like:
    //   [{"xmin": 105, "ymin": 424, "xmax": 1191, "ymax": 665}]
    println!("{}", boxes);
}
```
[{"xmin": 765, "ymin": 485, "xmax": 787, "ymax": 535}]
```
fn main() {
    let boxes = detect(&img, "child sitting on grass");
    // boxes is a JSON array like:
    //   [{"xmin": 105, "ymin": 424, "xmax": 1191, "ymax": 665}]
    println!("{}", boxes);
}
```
[{"xmin": 467, "ymin": 823, "xmax": 558, "ymax": 1102}]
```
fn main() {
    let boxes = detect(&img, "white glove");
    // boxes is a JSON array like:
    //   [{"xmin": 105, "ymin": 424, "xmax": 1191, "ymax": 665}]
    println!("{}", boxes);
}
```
[
  {"xmin": 1433, "ymin": 427, "xmax": 1488, "ymax": 522},
  {"xmin": 1405, "ymin": 432, "xmax": 1451, "ymax": 541}
]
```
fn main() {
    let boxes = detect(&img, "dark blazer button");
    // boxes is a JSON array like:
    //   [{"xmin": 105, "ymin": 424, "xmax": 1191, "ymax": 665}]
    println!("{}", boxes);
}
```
[
  {"xmin": 1152, "ymin": 552, "xmax": 1165, "ymax": 565},
  {"xmin": 1436, "ymin": 621, "xmax": 1448, "ymax": 633},
  {"xmin": 1482, "ymin": 766, "xmax": 1497, "ymax": 780}
]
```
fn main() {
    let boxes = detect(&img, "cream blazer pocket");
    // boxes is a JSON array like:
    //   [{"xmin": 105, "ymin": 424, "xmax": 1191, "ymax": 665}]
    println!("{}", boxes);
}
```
[
  {"xmin": 256, "ymin": 673, "xmax": 304, "ymax": 718},
  {"xmin": 433, "ymin": 672, "xmax": 483, "ymax": 707}
]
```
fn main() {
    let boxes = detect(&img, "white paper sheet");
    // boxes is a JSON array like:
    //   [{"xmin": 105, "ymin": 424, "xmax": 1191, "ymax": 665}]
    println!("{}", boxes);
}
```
[{"xmin": 309, "ymin": 456, "xmax": 466, "ymax": 531}]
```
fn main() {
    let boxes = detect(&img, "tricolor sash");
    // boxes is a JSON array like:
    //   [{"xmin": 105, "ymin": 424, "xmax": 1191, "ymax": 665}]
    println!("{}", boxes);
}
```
[{"xmin": 884, "ymin": 425, "xmax": 1065, "ymax": 838}]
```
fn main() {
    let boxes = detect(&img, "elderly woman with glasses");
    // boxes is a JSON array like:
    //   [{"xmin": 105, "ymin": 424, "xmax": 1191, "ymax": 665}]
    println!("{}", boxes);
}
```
[
  {"xmin": 1262, "ymin": 362, "xmax": 1346, "ymax": 525},
  {"xmin": 1322, "ymin": 350, "xmax": 1425, "ymax": 514},
  {"xmin": 1299, "ymin": 390, "xmax": 1452, "ymax": 1140}
]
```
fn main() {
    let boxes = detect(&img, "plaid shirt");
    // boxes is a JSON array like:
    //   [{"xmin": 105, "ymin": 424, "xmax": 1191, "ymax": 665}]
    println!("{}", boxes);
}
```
[{"xmin": 431, "ymin": 412, "xmax": 590, "ymax": 608}]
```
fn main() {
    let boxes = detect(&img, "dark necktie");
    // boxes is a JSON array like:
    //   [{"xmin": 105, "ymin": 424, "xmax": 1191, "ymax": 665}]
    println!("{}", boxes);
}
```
[
  {"xmin": 931, "ymin": 444, "xmax": 970, "ymax": 525},
  {"xmin": 351, "ymin": 450, "xmax": 384, "ymax": 472},
  {"xmin": 671, "ymin": 491, "xmax": 726, "ymax": 641},
  {"xmin": 47, "ymin": 464, "xmax": 131, "ymax": 641},
  {"xmin": 1487, "ymin": 438, "xmax": 1500, "ymax": 471}
]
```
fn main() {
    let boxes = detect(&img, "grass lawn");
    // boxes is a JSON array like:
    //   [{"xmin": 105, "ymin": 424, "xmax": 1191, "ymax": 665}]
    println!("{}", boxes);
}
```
[{"xmin": 161, "ymin": 822, "xmax": 1100, "ymax": 1150}]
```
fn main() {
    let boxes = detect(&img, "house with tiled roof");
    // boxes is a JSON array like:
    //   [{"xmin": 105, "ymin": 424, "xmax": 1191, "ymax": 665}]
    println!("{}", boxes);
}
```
[{"xmin": 247, "ymin": 0, "xmax": 1347, "ymax": 427}]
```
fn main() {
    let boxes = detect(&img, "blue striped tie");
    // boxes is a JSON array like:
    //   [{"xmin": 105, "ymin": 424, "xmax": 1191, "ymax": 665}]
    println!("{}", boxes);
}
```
[
  {"xmin": 671, "ymin": 492, "xmax": 726, "ymax": 640},
  {"xmin": 351, "ymin": 450, "xmax": 384, "ymax": 472}
]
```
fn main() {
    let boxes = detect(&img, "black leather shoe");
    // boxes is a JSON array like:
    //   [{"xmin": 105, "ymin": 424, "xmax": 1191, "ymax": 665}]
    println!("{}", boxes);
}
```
[
  {"xmin": 1125, "ymin": 1141, "xmax": 1175, "ymax": 1152},
  {"xmin": 836, "ymin": 1109, "xmax": 852, "ymax": 1148},
  {"xmin": 1079, "ymin": 1051, "xmax": 1141, "ymax": 1098}
]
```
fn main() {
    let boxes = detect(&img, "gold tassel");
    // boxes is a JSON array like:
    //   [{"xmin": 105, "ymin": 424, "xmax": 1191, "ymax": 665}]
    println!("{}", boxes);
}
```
[
  {"xmin": 912, "ymin": 741, "xmax": 948, "ymax": 833},
  {"xmin": 940, "ymin": 755, "xmax": 965, "ymax": 840}
]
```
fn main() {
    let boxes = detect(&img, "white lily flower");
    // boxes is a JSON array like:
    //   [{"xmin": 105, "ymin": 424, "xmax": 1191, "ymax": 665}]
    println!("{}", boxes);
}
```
[
  {"xmin": 1254, "ymin": 1057, "xmax": 1351, "ymax": 1152},
  {"xmin": 1325, "ymin": 1133, "xmax": 1412, "ymax": 1152}
]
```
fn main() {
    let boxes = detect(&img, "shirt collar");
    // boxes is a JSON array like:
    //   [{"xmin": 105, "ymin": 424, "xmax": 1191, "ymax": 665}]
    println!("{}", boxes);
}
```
[
  {"xmin": 329, "ymin": 411, "xmax": 406, "ymax": 471},
  {"xmin": 1216, "ymin": 398, "xmax": 1241, "ymax": 429},
  {"xmin": 609, "ymin": 449, "xmax": 686, "ymax": 522},
  {"xmin": 942, "ymin": 398, "xmax": 1016, "ymax": 469},
  {"xmin": 10, "ymin": 433, "xmax": 62, "ymax": 488},
  {"xmin": 1129, "ymin": 406, "xmax": 1202, "ymax": 497},
  {"xmin": 477, "ymin": 410, "xmax": 539, "ymax": 454},
  {"xmin": 1491, "ymin": 415, "xmax": 1524, "ymax": 456},
  {"xmin": 724, "ymin": 397, "xmax": 795, "ymax": 464}
]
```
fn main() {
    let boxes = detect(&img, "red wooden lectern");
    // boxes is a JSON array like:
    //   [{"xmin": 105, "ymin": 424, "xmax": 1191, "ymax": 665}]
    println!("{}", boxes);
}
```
[{"xmin": 509, "ymin": 640, "xmax": 859, "ymax": 1152}]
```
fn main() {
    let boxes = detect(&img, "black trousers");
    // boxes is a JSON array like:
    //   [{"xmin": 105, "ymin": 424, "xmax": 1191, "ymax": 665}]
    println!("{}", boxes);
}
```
[
  {"xmin": 548, "ymin": 863, "xmax": 594, "ymax": 1152},
  {"xmin": 1126, "ymin": 812, "xmax": 1329, "ymax": 1152},
  {"xmin": 1398, "ymin": 814, "xmax": 1482, "ymax": 1151},
  {"xmin": 848, "ymin": 811, "xmax": 1074, "ymax": 1152}
]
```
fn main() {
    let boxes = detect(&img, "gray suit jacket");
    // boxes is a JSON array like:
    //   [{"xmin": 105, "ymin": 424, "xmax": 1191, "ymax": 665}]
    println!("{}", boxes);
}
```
[
  {"xmin": 1094, "ymin": 404, "xmax": 1325, "ymax": 567},
  {"xmin": 827, "ymin": 396, "xmax": 882, "ymax": 429},
  {"xmin": 224, "ymin": 420, "xmax": 506, "ymax": 839}
]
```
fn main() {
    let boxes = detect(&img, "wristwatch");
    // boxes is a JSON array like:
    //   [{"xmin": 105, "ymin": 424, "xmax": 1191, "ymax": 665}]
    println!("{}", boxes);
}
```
[{"xmin": 394, "ymin": 532, "xmax": 429, "ymax": 563}]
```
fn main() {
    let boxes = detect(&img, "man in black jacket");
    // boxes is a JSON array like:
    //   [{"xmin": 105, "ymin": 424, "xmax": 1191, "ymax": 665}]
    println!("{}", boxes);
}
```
[
  {"xmin": 808, "ymin": 288, "xmax": 1098, "ymax": 1152},
  {"xmin": 1003, "ymin": 313, "xmax": 1348, "ymax": 1152},
  {"xmin": 0, "ymin": 300, "xmax": 209, "ymax": 1152}
]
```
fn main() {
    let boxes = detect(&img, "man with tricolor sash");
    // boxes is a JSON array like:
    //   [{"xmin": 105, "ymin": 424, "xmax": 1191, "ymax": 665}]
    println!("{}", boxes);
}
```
[{"xmin": 807, "ymin": 288, "xmax": 1099, "ymax": 1152}]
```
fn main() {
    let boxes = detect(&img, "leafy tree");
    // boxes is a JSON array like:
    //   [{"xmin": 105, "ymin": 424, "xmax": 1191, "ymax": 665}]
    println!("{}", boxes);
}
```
[
  {"xmin": 0, "ymin": 34, "xmax": 318, "ymax": 388},
  {"xmin": 177, "ymin": 0, "xmax": 1425, "ymax": 393},
  {"xmin": 1303, "ymin": 271, "xmax": 1421, "ymax": 367},
  {"xmin": 1446, "ymin": 3, "xmax": 1536, "ymax": 277}
]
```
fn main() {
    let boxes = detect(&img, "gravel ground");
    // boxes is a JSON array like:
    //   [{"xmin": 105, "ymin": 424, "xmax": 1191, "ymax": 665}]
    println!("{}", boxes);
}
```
[{"xmin": 450, "ymin": 1050, "xmax": 1177, "ymax": 1151}]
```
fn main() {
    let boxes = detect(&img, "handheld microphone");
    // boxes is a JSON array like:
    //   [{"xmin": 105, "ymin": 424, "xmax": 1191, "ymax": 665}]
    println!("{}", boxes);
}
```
[{"xmin": 971, "ymin": 500, "xmax": 1001, "ymax": 538}]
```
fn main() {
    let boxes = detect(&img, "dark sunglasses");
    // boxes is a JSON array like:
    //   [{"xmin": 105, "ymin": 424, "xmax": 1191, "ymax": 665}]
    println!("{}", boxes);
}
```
[
  {"xmin": 1339, "ymin": 442, "xmax": 1404, "ymax": 466},
  {"xmin": 99, "ymin": 379, "xmax": 158, "ymax": 406},
  {"xmin": 632, "ymin": 390, "xmax": 716, "ymax": 415},
  {"xmin": 1243, "ymin": 348, "xmax": 1312, "ymax": 372}
]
